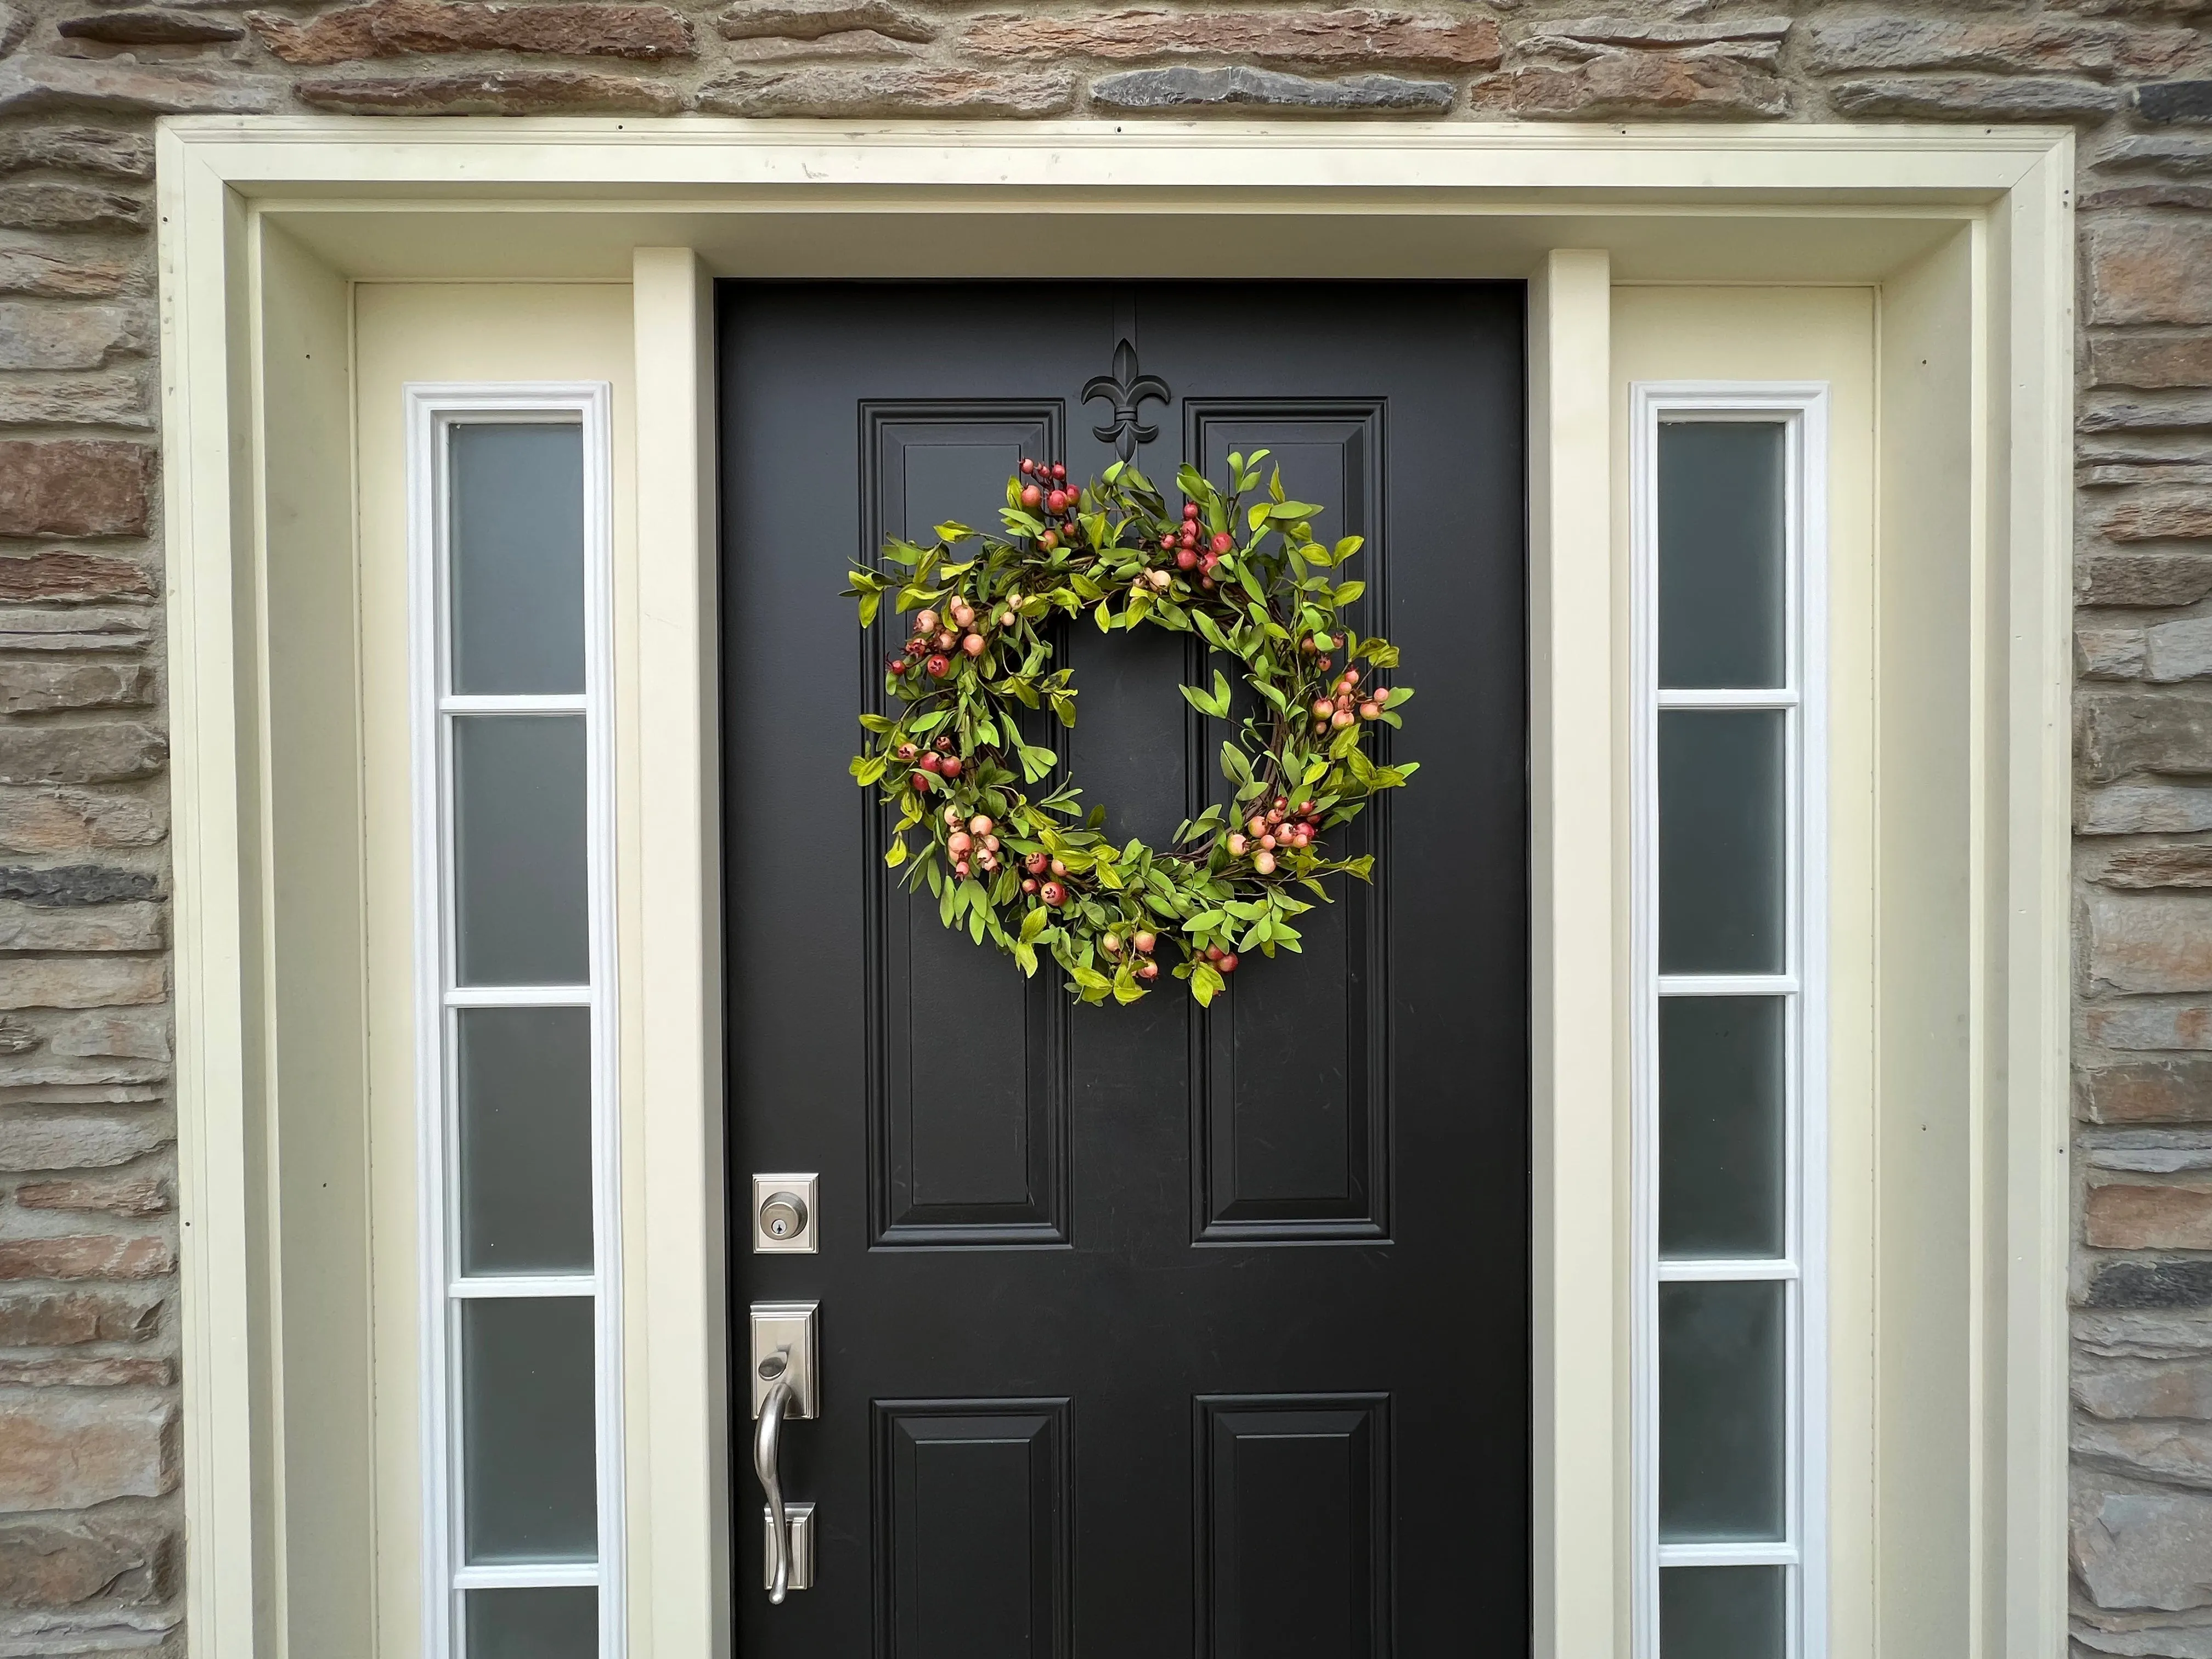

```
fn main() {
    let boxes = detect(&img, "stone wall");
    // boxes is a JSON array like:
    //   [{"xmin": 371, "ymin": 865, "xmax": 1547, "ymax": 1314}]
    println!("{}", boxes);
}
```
[{"xmin": 0, "ymin": 0, "xmax": 2204, "ymax": 1652}]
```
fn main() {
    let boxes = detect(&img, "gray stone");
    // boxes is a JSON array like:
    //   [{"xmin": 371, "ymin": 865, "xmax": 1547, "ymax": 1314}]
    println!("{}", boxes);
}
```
[
  {"xmin": 0, "ymin": 57, "xmax": 284, "ymax": 116},
  {"xmin": 2083, "ymin": 393, "xmax": 2212, "ymax": 433},
  {"xmin": 1827, "ymin": 76, "xmax": 2120, "ymax": 120},
  {"xmin": 0, "ymin": 663, "xmax": 155, "ymax": 715},
  {"xmin": 0, "ymin": 868, "xmax": 158, "ymax": 907},
  {"xmin": 0, "ymin": 901, "xmax": 162, "ymax": 953},
  {"xmin": 0, "ymin": 1110, "xmax": 168, "ymax": 1173},
  {"xmin": 0, "ymin": 726, "xmax": 163, "ymax": 788},
  {"xmin": 2079, "ymin": 1356, "xmax": 2212, "ymax": 1419},
  {"xmin": 1807, "ymin": 16, "xmax": 2203, "ymax": 78},
  {"xmin": 296, "ymin": 67, "xmax": 686, "ymax": 114},
  {"xmin": 48, "ymin": 1011, "xmax": 167, "ymax": 1061},
  {"xmin": 0, "ymin": 237, "xmax": 135, "ymax": 301},
  {"xmin": 720, "ymin": 31, "xmax": 919, "ymax": 60},
  {"xmin": 2074, "ymin": 1472, "xmax": 2212, "ymax": 1610},
  {"xmin": 1526, "ymin": 14, "xmax": 1792, "ymax": 47},
  {"xmin": 56, "ymin": 8, "xmax": 245, "ymax": 43},
  {"xmin": 2097, "ymin": 137, "xmax": 2212, "ymax": 178},
  {"xmin": 0, "ymin": 957, "xmax": 164, "ymax": 1010},
  {"xmin": 2089, "ymin": 1002, "xmax": 2212, "ymax": 1049},
  {"xmin": 2084, "ymin": 625, "xmax": 2149, "ymax": 679},
  {"xmin": 0, "ymin": 304, "xmax": 145, "ymax": 371},
  {"xmin": 1090, "ymin": 64, "xmax": 1453, "ymax": 112},
  {"xmin": 0, "ymin": 371, "xmax": 149, "ymax": 429},
  {"xmin": 2145, "ymin": 82, "xmax": 2212, "ymax": 124},
  {"xmin": 0, "ymin": 183, "xmax": 144, "ymax": 235},
  {"xmin": 2079, "ymin": 693, "xmax": 2212, "ymax": 783},
  {"xmin": 2079, "ymin": 1419, "xmax": 2212, "ymax": 1489},
  {"xmin": 2089, "ymin": 1259, "xmax": 2212, "ymax": 1308},
  {"xmin": 2079, "ymin": 554, "xmax": 2212, "ymax": 607},
  {"xmin": 697, "ymin": 65, "xmax": 1074, "ymax": 115},
  {"xmin": 2089, "ymin": 893, "xmax": 2212, "ymax": 994},
  {"xmin": 0, "ymin": 128, "xmax": 152, "ymax": 183},
  {"xmin": 2079, "ymin": 1311, "xmax": 2212, "ymax": 1361},
  {"xmin": 2152, "ymin": 618, "xmax": 2212, "ymax": 681},
  {"xmin": 2072, "ymin": 1624, "xmax": 2212, "ymax": 1659}
]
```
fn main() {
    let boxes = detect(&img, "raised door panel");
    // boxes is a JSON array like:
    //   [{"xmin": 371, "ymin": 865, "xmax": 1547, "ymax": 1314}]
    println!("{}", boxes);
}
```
[
  {"xmin": 1186, "ymin": 407, "xmax": 1390, "ymax": 1242},
  {"xmin": 862, "ymin": 407, "xmax": 1071, "ymax": 1246},
  {"xmin": 1197, "ymin": 1394, "xmax": 1391, "ymax": 1658},
  {"xmin": 875, "ymin": 1399, "xmax": 1072, "ymax": 1659}
]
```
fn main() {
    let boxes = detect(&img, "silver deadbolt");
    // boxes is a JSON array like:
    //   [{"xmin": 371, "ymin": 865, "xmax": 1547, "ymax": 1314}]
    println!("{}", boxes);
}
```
[
  {"xmin": 752, "ymin": 1173, "xmax": 819, "ymax": 1254},
  {"xmin": 760, "ymin": 1190, "xmax": 808, "ymax": 1242}
]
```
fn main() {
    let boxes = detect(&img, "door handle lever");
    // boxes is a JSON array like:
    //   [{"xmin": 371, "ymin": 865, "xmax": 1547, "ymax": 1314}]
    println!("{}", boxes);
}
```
[{"xmin": 755, "ymin": 1373, "xmax": 798, "ymax": 1602}]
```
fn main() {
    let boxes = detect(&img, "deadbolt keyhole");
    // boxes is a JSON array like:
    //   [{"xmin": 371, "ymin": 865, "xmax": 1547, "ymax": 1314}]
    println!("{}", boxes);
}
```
[{"xmin": 760, "ymin": 1190, "xmax": 809, "ymax": 1242}]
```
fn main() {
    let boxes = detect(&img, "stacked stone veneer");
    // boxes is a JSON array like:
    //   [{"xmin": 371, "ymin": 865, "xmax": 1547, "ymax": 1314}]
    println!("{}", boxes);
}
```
[{"xmin": 0, "ymin": 0, "xmax": 2207, "ymax": 1652}]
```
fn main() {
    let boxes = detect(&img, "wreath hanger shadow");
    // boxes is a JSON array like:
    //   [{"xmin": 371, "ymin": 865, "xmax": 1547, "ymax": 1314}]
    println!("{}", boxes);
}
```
[{"xmin": 845, "ymin": 450, "xmax": 1417, "ymax": 1008}]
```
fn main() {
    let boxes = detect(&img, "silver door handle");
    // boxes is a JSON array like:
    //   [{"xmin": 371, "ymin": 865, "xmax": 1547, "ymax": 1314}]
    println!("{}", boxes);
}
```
[{"xmin": 754, "ymin": 1374, "xmax": 797, "ymax": 1603}]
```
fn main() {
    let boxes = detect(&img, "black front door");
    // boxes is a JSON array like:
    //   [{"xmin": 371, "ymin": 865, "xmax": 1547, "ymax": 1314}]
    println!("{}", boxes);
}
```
[{"xmin": 721, "ymin": 281, "xmax": 1527, "ymax": 1656}]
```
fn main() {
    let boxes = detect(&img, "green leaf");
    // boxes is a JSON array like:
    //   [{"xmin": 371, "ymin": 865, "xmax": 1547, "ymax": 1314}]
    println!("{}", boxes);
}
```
[
  {"xmin": 884, "ymin": 836, "xmax": 907, "ymax": 868},
  {"xmin": 1191, "ymin": 961, "xmax": 1225, "ymax": 1006},
  {"xmin": 1331, "ymin": 580, "xmax": 1365, "ymax": 607},
  {"xmin": 1095, "ymin": 599, "xmax": 1113, "ymax": 633},
  {"xmin": 849, "ymin": 753, "xmax": 889, "ymax": 785}
]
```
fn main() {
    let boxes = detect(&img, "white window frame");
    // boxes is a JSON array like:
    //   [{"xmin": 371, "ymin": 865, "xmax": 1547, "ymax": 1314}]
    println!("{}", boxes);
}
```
[
  {"xmin": 405, "ymin": 382, "xmax": 626, "ymax": 1659},
  {"xmin": 1629, "ymin": 382, "xmax": 1830, "ymax": 1659}
]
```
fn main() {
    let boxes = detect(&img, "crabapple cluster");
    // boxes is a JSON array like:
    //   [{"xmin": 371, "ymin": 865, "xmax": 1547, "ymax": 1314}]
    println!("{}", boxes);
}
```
[
  {"xmin": 1018, "ymin": 457, "xmax": 1082, "ymax": 550},
  {"xmin": 1224, "ymin": 793, "xmax": 1323, "ymax": 877},
  {"xmin": 941, "ymin": 808, "xmax": 1001, "ymax": 882},
  {"xmin": 1097, "ymin": 926, "xmax": 1163, "ymax": 982},
  {"xmin": 1159, "ymin": 500, "xmax": 1235, "ymax": 592}
]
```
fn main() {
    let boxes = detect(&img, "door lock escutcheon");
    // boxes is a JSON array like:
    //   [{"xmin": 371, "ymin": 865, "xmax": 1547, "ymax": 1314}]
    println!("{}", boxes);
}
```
[{"xmin": 752, "ymin": 1173, "xmax": 819, "ymax": 1253}]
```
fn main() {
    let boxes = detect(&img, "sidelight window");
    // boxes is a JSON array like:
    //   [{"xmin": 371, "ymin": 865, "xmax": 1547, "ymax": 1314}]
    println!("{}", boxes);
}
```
[
  {"xmin": 1631, "ymin": 388, "xmax": 1827, "ymax": 1659},
  {"xmin": 407, "ymin": 388, "xmax": 623, "ymax": 1659}
]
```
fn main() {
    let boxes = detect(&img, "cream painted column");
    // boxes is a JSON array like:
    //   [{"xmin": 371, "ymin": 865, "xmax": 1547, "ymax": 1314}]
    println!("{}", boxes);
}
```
[
  {"xmin": 630, "ymin": 247, "xmax": 731, "ymax": 1659},
  {"xmin": 1528, "ymin": 247, "xmax": 1620, "ymax": 1659}
]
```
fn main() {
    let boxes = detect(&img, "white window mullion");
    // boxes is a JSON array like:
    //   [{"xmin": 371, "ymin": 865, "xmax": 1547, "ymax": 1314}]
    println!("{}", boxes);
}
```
[
  {"xmin": 1632, "ymin": 385, "xmax": 1829, "ymax": 1659},
  {"xmin": 408, "ymin": 385, "xmax": 623, "ymax": 1659}
]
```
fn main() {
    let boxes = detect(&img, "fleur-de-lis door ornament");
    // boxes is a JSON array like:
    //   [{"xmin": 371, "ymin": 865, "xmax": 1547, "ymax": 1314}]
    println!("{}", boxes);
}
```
[{"xmin": 1082, "ymin": 332, "xmax": 1171, "ymax": 463}]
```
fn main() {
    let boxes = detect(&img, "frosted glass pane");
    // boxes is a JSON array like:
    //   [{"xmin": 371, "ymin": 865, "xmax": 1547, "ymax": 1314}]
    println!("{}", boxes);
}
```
[
  {"xmin": 454, "ymin": 715, "xmax": 588, "ymax": 986},
  {"xmin": 449, "ymin": 423, "xmax": 585, "ymax": 696},
  {"xmin": 1661, "ymin": 1566, "xmax": 1785, "ymax": 1659},
  {"xmin": 1658, "ymin": 421, "xmax": 1786, "ymax": 690},
  {"xmin": 466, "ymin": 1587, "xmax": 597, "ymax": 1659},
  {"xmin": 1660, "ymin": 997, "xmax": 1785, "ymax": 1260},
  {"xmin": 462, "ymin": 1296, "xmax": 596, "ymax": 1563},
  {"xmin": 458, "ymin": 1007, "xmax": 592, "ymax": 1276},
  {"xmin": 1660, "ymin": 1280, "xmax": 1785, "ymax": 1542},
  {"xmin": 1659, "ymin": 710, "xmax": 1785, "ymax": 975}
]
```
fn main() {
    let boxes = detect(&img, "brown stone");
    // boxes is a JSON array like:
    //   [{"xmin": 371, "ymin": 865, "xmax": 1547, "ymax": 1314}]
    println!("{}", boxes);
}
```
[
  {"xmin": 0, "ymin": 441, "xmax": 151, "ymax": 539},
  {"xmin": 0, "ymin": 57, "xmax": 283, "ymax": 116},
  {"xmin": 1826, "ymin": 75, "xmax": 2119, "ymax": 120},
  {"xmin": 720, "ymin": 31, "xmax": 918, "ymax": 60},
  {"xmin": 0, "ymin": 957, "xmax": 165, "ymax": 1010},
  {"xmin": 15, "ymin": 1176, "xmax": 169, "ymax": 1217},
  {"xmin": 2083, "ymin": 182, "xmax": 2212, "ymax": 212},
  {"xmin": 0, "ymin": 1393, "xmax": 175, "ymax": 1512},
  {"xmin": 2078, "ymin": 1355, "xmax": 2212, "ymax": 1419},
  {"xmin": 0, "ymin": 239, "xmax": 134, "ymax": 301},
  {"xmin": 716, "ymin": 0, "xmax": 933, "ymax": 42},
  {"xmin": 2079, "ymin": 552, "xmax": 2212, "ymax": 606},
  {"xmin": 2090, "ymin": 1180, "xmax": 2212, "ymax": 1247},
  {"xmin": 0, "ymin": 129, "xmax": 151, "ymax": 183},
  {"xmin": 0, "ymin": 1512, "xmax": 172, "ymax": 1607},
  {"xmin": 0, "ymin": 304, "xmax": 144, "ymax": 372},
  {"xmin": 2091, "ymin": 217, "xmax": 2212, "ymax": 327},
  {"xmin": 2090, "ymin": 891, "xmax": 2212, "ymax": 993},
  {"xmin": 0, "ymin": 792, "xmax": 165, "ymax": 856},
  {"xmin": 2078, "ymin": 692, "xmax": 2212, "ymax": 782},
  {"xmin": 697, "ymin": 64, "xmax": 1074, "ymax": 115},
  {"xmin": 1468, "ymin": 52, "xmax": 1787, "ymax": 119},
  {"xmin": 253, "ymin": 0, "xmax": 691, "ymax": 63},
  {"xmin": 0, "ymin": 1287, "xmax": 158, "ymax": 1346},
  {"xmin": 2080, "ymin": 624, "xmax": 2146, "ymax": 679},
  {"xmin": 1805, "ymin": 16, "xmax": 2204, "ymax": 78},
  {"xmin": 0, "ymin": 664, "xmax": 155, "ymax": 716},
  {"xmin": 0, "ymin": 901, "xmax": 162, "ymax": 953},
  {"xmin": 2080, "ymin": 390, "xmax": 2212, "ymax": 432},
  {"xmin": 297, "ymin": 65, "xmax": 686, "ymax": 112},
  {"xmin": 0, "ymin": 553, "xmax": 153, "ymax": 607},
  {"xmin": 2080, "ymin": 1058, "xmax": 2212, "ymax": 1121},
  {"xmin": 2087, "ymin": 1002, "xmax": 2212, "ymax": 1049},
  {"xmin": 0, "ymin": 1233, "xmax": 172, "ymax": 1282},
  {"xmin": 1523, "ymin": 15, "xmax": 1792, "ymax": 49},
  {"xmin": 0, "ymin": 371, "xmax": 150, "ymax": 428},
  {"xmin": 0, "ymin": 1111, "xmax": 170, "ymax": 1173},
  {"xmin": 2103, "ymin": 496, "xmax": 2212, "ymax": 541},
  {"xmin": 2108, "ymin": 845, "xmax": 2212, "ymax": 887},
  {"xmin": 964, "ymin": 9, "xmax": 1503, "ymax": 67},
  {"xmin": 58, "ymin": 7, "xmax": 242, "ymax": 42},
  {"xmin": 0, "ymin": 182, "xmax": 144, "ymax": 235},
  {"xmin": 0, "ymin": 1357, "xmax": 169, "ymax": 1390}
]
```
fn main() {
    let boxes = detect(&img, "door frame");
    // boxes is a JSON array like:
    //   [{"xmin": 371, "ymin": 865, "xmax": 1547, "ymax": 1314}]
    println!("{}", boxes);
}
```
[{"xmin": 155, "ymin": 118, "xmax": 2073, "ymax": 1659}]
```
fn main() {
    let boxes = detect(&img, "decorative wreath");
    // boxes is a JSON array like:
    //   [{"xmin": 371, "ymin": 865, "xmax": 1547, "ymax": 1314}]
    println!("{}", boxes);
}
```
[{"xmin": 844, "ymin": 452, "xmax": 1416, "ymax": 1006}]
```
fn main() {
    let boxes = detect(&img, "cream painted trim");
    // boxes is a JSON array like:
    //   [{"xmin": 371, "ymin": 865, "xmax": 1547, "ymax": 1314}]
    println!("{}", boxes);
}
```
[
  {"xmin": 630, "ymin": 247, "xmax": 731, "ymax": 1658},
  {"xmin": 155, "ymin": 119, "xmax": 2074, "ymax": 1659},
  {"xmin": 1527, "ymin": 247, "xmax": 1620, "ymax": 1659}
]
